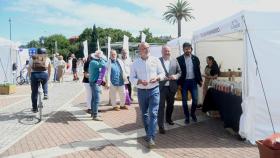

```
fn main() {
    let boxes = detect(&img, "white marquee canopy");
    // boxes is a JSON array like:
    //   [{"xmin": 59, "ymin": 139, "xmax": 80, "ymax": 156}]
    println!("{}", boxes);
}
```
[{"xmin": 192, "ymin": 11, "xmax": 280, "ymax": 143}]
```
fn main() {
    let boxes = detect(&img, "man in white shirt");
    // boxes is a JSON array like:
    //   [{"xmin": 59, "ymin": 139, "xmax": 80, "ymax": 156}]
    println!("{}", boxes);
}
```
[{"xmin": 130, "ymin": 42, "xmax": 165, "ymax": 148}]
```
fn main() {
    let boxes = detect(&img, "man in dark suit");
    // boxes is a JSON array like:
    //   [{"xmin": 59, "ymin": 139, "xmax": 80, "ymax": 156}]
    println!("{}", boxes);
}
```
[
  {"xmin": 177, "ymin": 42, "xmax": 202, "ymax": 124},
  {"xmin": 158, "ymin": 45, "xmax": 181, "ymax": 134}
]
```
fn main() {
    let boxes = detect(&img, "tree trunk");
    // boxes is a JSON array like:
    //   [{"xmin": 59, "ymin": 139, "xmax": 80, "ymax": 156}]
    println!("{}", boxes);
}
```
[{"xmin": 178, "ymin": 20, "xmax": 181, "ymax": 37}]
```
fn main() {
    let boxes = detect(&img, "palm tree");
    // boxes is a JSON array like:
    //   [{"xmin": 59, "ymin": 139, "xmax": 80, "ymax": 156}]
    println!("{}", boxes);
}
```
[{"xmin": 163, "ymin": 0, "xmax": 194, "ymax": 37}]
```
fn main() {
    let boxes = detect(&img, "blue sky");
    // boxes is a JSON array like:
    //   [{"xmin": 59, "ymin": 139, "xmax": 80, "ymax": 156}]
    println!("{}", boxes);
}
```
[{"xmin": 0, "ymin": 0, "xmax": 278, "ymax": 45}]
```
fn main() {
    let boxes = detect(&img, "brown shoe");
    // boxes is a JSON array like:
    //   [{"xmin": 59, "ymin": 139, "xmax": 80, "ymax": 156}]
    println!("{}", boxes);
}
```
[
  {"xmin": 113, "ymin": 106, "xmax": 120, "ymax": 111},
  {"xmin": 120, "ymin": 106, "xmax": 128, "ymax": 110}
]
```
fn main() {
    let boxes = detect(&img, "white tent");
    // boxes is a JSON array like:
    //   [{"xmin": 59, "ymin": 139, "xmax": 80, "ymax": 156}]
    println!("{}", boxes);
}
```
[
  {"xmin": 167, "ymin": 36, "xmax": 190, "ymax": 58},
  {"xmin": 0, "ymin": 37, "xmax": 20, "ymax": 84},
  {"xmin": 192, "ymin": 11, "xmax": 280, "ymax": 144}
]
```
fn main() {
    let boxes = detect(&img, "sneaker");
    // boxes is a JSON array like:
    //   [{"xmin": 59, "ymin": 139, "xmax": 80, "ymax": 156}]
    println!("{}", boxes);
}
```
[
  {"xmin": 120, "ymin": 105, "xmax": 128, "ymax": 110},
  {"xmin": 113, "ymin": 106, "xmax": 120, "ymax": 111},
  {"xmin": 92, "ymin": 116, "xmax": 103, "ymax": 121},
  {"xmin": 43, "ymin": 95, "xmax": 48, "ymax": 100},
  {"xmin": 147, "ymin": 139, "xmax": 156, "ymax": 149},
  {"xmin": 32, "ymin": 108, "xmax": 38, "ymax": 113}
]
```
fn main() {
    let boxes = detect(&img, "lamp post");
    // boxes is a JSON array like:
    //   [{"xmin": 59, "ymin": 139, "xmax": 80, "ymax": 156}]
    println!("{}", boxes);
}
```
[
  {"xmin": 9, "ymin": 18, "xmax": 15, "ymax": 84},
  {"xmin": 9, "ymin": 18, "xmax": 11, "ymax": 41}
]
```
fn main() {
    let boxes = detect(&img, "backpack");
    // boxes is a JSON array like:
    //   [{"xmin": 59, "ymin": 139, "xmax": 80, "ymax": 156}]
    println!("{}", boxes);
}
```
[{"xmin": 32, "ymin": 54, "xmax": 47, "ymax": 71}]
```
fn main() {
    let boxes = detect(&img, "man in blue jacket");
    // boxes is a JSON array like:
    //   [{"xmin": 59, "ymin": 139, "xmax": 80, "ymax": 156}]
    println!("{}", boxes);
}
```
[
  {"xmin": 177, "ymin": 42, "xmax": 202, "ymax": 124},
  {"xmin": 89, "ymin": 50, "xmax": 106, "ymax": 121}
]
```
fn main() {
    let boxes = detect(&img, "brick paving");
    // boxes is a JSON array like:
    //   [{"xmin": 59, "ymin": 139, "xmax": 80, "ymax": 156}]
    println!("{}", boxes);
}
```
[
  {"xmin": 0, "ymin": 96, "xmax": 27, "ymax": 109},
  {"xmin": 0, "ymin": 111, "xmax": 101, "ymax": 157},
  {"xmin": 56, "ymin": 144, "xmax": 130, "ymax": 158},
  {"xmin": 0, "ymin": 75, "xmax": 260, "ymax": 158},
  {"xmin": 137, "ymin": 119, "xmax": 258, "ymax": 158}
]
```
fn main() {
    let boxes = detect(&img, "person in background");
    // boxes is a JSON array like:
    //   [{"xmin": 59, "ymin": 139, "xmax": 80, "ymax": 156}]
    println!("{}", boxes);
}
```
[
  {"xmin": 130, "ymin": 42, "xmax": 165, "ymax": 148},
  {"xmin": 158, "ymin": 45, "xmax": 181, "ymax": 134},
  {"xmin": 28, "ymin": 48, "xmax": 51, "ymax": 112},
  {"xmin": 88, "ymin": 50, "xmax": 106, "ymax": 121},
  {"xmin": 106, "ymin": 49, "xmax": 128, "ymax": 111},
  {"xmin": 71, "ymin": 54, "xmax": 79, "ymax": 81},
  {"xmin": 53, "ymin": 53, "xmax": 59, "ymax": 82},
  {"xmin": 177, "ymin": 42, "xmax": 203, "ymax": 124},
  {"xmin": 83, "ymin": 54, "xmax": 93, "ymax": 114},
  {"xmin": 120, "ymin": 48, "xmax": 133, "ymax": 101},
  {"xmin": 22, "ymin": 60, "xmax": 30, "ymax": 84},
  {"xmin": 202, "ymin": 56, "xmax": 220, "ymax": 98},
  {"xmin": 202, "ymin": 56, "xmax": 220, "ymax": 118},
  {"xmin": 56, "ymin": 55, "xmax": 66, "ymax": 82}
]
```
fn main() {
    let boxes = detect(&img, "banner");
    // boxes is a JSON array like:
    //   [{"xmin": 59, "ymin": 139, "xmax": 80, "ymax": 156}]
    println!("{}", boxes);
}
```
[
  {"xmin": 83, "ymin": 40, "xmax": 88, "ymax": 58},
  {"xmin": 97, "ymin": 39, "xmax": 101, "ymax": 51},
  {"xmin": 107, "ymin": 37, "xmax": 111, "ymax": 61},
  {"xmin": 141, "ymin": 32, "xmax": 146, "ymax": 42},
  {"xmin": 123, "ymin": 35, "xmax": 129, "ymax": 58}
]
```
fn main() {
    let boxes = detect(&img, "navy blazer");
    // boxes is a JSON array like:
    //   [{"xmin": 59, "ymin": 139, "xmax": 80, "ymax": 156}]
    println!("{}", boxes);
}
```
[{"xmin": 176, "ymin": 54, "xmax": 202, "ymax": 86}]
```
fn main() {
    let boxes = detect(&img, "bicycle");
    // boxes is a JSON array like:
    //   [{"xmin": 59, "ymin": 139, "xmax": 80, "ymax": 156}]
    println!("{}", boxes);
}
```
[{"xmin": 16, "ymin": 69, "xmax": 29, "ymax": 85}]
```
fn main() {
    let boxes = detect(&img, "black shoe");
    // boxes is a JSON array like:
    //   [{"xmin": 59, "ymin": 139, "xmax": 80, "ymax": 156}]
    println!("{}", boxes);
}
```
[
  {"xmin": 87, "ymin": 109, "xmax": 92, "ymax": 114},
  {"xmin": 184, "ymin": 118, "xmax": 190, "ymax": 124},
  {"xmin": 191, "ymin": 114, "xmax": 197, "ymax": 122},
  {"xmin": 43, "ymin": 95, "xmax": 48, "ymax": 100},
  {"xmin": 197, "ymin": 104, "xmax": 202, "ymax": 109},
  {"xmin": 159, "ymin": 127, "xmax": 166, "ymax": 134},
  {"xmin": 166, "ymin": 120, "xmax": 175, "ymax": 125},
  {"xmin": 32, "ymin": 108, "xmax": 38, "ymax": 113}
]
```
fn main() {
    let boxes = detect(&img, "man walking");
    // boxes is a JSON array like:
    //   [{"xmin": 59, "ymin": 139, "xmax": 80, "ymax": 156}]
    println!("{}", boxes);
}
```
[
  {"xmin": 106, "ymin": 49, "xmax": 128, "ymax": 111},
  {"xmin": 130, "ymin": 42, "xmax": 165, "ymax": 148},
  {"xmin": 158, "ymin": 45, "xmax": 181, "ymax": 134},
  {"xmin": 177, "ymin": 42, "xmax": 203, "ymax": 124},
  {"xmin": 89, "ymin": 50, "xmax": 106, "ymax": 121}
]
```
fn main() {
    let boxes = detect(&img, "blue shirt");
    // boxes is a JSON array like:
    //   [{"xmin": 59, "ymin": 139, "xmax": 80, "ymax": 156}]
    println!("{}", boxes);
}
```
[
  {"xmin": 89, "ymin": 59, "xmax": 106, "ymax": 83},
  {"xmin": 110, "ymin": 59, "xmax": 124, "ymax": 86}
]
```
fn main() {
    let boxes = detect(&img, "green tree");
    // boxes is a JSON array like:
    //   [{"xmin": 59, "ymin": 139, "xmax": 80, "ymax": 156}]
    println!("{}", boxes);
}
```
[
  {"xmin": 79, "ymin": 28, "xmax": 92, "ymax": 43},
  {"xmin": 26, "ymin": 40, "xmax": 40, "ymax": 48},
  {"xmin": 139, "ymin": 28, "xmax": 153, "ymax": 43},
  {"xmin": 163, "ymin": 0, "xmax": 194, "ymax": 37},
  {"xmin": 44, "ymin": 34, "xmax": 70, "ymax": 57},
  {"xmin": 89, "ymin": 25, "xmax": 98, "ymax": 53}
]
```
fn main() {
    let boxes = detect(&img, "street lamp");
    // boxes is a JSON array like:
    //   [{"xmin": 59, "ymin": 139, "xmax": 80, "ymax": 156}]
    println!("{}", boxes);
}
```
[
  {"xmin": 9, "ymin": 18, "xmax": 11, "ymax": 40},
  {"xmin": 8, "ymin": 18, "xmax": 15, "ymax": 84}
]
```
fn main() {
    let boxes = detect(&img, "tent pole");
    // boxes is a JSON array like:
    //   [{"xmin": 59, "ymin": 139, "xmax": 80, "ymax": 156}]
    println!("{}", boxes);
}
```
[
  {"xmin": 242, "ymin": 15, "xmax": 276, "ymax": 134},
  {"xmin": 0, "ymin": 58, "xmax": 8, "ymax": 83}
]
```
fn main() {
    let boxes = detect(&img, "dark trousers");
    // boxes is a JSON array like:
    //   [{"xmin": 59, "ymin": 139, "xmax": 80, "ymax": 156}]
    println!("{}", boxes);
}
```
[
  {"xmin": 31, "ymin": 72, "xmax": 48, "ymax": 109},
  {"xmin": 181, "ymin": 79, "xmax": 198, "ymax": 120},
  {"xmin": 158, "ymin": 86, "xmax": 176, "ymax": 128},
  {"xmin": 126, "ymin": 77, "xmax": 132, "ymax": 99}
]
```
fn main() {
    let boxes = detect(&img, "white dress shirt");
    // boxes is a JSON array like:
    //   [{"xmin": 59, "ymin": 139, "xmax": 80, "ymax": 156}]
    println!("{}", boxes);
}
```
[
  {"xmin": 163, "ymin": 59, "xmax": 170, "ymax": 86},
  {"xmin": 184, "ymin": 55, "xmax": 195, "ymax": 79},
  {"xmin": 130, "ymin": 55, "xmax": 165, "ymax": 89}
]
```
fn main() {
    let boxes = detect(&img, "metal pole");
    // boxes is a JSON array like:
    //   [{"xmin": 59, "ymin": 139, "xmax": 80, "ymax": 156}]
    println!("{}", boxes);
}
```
[
  {"xmin": 9, "ymin": 18, "xmax": 11, "ymax": 40},
  {"xmin": 9, "ymin": 18, "xmax": 14, "ymax": 84}
]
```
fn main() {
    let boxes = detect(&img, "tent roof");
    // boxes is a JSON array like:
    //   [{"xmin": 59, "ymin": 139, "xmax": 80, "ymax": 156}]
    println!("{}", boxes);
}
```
[
  {"xmin": 193, "ymin": 11, "xmax": 280, "ymax": 42},
  {"xmin": 0, "ymin": 37, "xmax": 21, "ymax": 47}
]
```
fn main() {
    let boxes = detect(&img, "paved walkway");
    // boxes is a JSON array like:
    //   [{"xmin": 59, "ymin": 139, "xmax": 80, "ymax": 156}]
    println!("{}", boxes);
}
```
[{"xmin": 0, "ymin": 74, "xmax": 259, "ymax": 158}]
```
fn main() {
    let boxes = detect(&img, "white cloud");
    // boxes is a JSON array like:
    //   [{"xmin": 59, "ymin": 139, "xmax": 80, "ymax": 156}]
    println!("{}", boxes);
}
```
[{"xmin": 6, "ymin": 0, "xmax": 280, "ymax": 41}]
